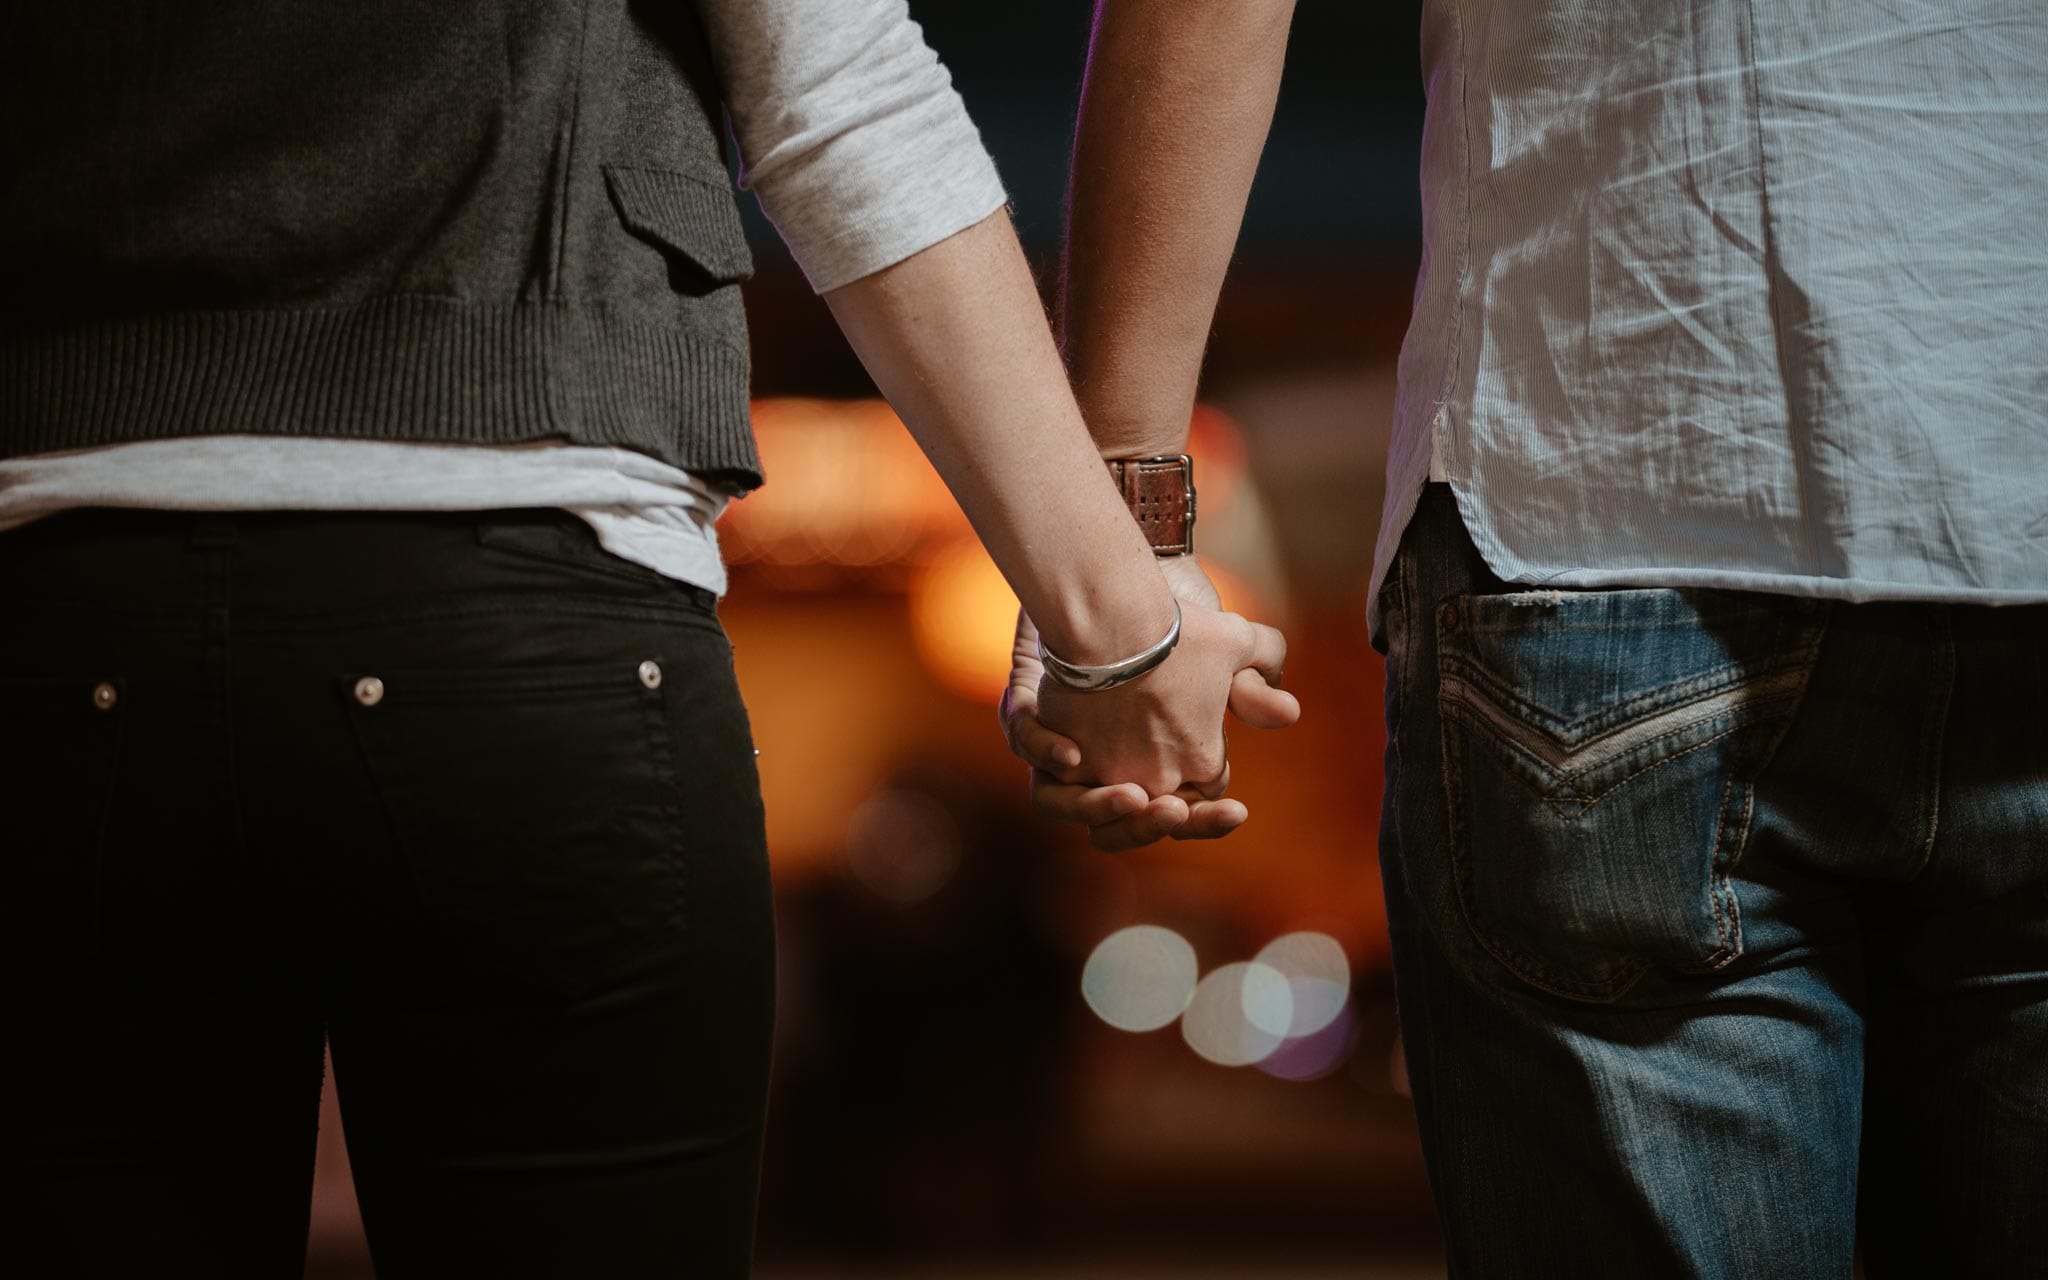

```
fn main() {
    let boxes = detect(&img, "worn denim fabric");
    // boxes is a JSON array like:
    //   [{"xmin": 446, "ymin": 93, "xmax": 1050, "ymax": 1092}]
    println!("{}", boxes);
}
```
[{"xmin": 1377, "ymin": 485, "xmax": 2048, "ymax": 1278}]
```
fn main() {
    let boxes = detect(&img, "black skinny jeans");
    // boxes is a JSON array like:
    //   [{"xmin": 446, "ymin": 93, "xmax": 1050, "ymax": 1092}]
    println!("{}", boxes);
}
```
[{"xmin": 0, "ymin": 507, "xmax": 776, "ymax": 1277}]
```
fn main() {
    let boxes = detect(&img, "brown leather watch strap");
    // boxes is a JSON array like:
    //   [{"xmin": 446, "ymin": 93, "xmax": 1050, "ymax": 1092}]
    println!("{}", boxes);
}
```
[{"xmin": 1106, "ymin": 454, "xmax": 1197, "ymax": 556}]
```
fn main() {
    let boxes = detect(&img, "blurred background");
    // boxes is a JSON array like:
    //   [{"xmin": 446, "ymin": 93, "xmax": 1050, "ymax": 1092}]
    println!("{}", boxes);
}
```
[{"xmin": 310, "ymin": 0, "xmax": 1438, "ymax": 1274}]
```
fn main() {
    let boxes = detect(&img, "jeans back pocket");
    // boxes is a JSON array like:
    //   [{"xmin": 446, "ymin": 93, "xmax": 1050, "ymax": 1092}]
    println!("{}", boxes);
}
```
[
  {"xmin": 1436, "ymin": 589, "xmax": 1825, "ymax": 1001},
  {"xmin": 340, "ymin": 657, "xmax": 690, "ymax": 1001},
  {"xmin": 0, "ymin": 675, "xmax": 126, "ymax": 976}
]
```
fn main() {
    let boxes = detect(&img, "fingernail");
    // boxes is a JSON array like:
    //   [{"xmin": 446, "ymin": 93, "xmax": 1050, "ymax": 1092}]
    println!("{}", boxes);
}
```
[
  {"xmin": 1108, "ymin": 792, "xmax": 1144, "ymax": 816},
  {"xmin": 1057, "ymin": 746, "xmax": 1082, "ymax": 768}
]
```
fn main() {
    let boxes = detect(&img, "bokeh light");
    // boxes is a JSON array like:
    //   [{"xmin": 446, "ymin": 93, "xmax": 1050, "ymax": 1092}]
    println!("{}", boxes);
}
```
[
  {"xmin": 908, "ymin": 538, "xmax": 1019, "ymax": 702},
  {"xmin": 844, "ymin": 788, "xmax": 963, "ymax": 906},
  {"xmin": 1181, "ymin": 961, "xmax": 1292, "ymax": 1067},
  {"xmin": 1081, "ymin": 925, "xmax": 1199, "ymax": 1033},
  {"xmin": 1257, "ymin": 1001, "xmax": 1358, "ymax": 1082},
  {"xmin": 722, "ymin": 398, "xmax": 966, "ymax": 570},
  {"xmin": 1254, "ymin": 931, "xmax": 1352, "ymax": 1038}
]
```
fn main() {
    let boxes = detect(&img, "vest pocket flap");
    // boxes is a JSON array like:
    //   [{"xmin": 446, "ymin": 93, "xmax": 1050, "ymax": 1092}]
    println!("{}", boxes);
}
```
[{"xmin": 602, "ymin": 164, "xmax": 755, "ymax": 284}]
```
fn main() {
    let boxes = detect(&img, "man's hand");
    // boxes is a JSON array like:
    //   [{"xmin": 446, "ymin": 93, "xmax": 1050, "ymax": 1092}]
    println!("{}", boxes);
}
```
[{"xmin": 1000, "ymin": 556, "xmax": 1299, "ymax": 851}]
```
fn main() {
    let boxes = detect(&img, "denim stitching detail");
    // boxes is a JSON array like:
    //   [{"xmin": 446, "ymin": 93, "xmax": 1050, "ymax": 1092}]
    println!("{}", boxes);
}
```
[
  {"xmin": 1697, "ymin": 614, "xmax": 1827, "ymax": 969},
  {"xmin": 1443, "ymin": 747, "xmax": 1653, "ymax": 1001},
  {"xmin": 1436, "ymin": 654, "xmax": 1652, "ymax": 1002},
  {"xmin": 1559, "ymin": 693, "xmax": 1795, "ymax": 786},
  {"xmin": 1433, "ymin": 608, "xmax": 1829, "ymax": 1001},
  {"xmin": 1717, "ymin": 610, "xmax": 1826, "ymax": 885},
  {"xmin": 89, "ymin": 680, "xmax": 127, "ymax": 964},
  {"xmin": 1440, "ymin": 646, "xmax": 1805, "ymax": 747},
  {"xmin": 1700, "ymin": 779, "xmax": 1750, "ymax": 969},
  {"xmin": 637, "ymin": 665, "xmax": 691, "ymax": 938},
  {"xmin": 1440, "ymin": 715, "xmax": 1739, "ymax": 995},
  {"xmin": 1449, "ymin": 667, "xmax": 1785, "ymax": 778},
  {"xmin": 1438, "ymin": 678, "xmax": 1802, "ymax": 819},
  {"xmin": 1436, "ymin": 697, "xmax": 1560, "ymax": 789},
  {"xmin": 1546, "ymin": 722, "xmax": 1752, "ymax": 820},
  {"xmin": 1906, "ymin": 607, "xmax": 1956, "ymax": 882}
]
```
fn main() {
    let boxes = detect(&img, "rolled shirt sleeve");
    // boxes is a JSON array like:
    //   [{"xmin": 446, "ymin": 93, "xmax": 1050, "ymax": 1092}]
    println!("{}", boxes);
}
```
[{"xmin": 696, "ymin": 0, "xmax": 1010, "ymax": 293}]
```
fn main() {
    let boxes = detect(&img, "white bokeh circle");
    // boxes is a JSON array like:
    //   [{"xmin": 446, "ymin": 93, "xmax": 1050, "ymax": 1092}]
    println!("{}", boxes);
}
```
[
  {"xmin": 1253, "ymin": 931, "xmax": 1352, "ymax": 1037},
  {"xmin": 1081, "ymin": 925, "xmax": 1199, "ymax": 1033},
  {"xmin": 1181, "ymin": 961, "xmax": 1293, "ymax": 1066}
]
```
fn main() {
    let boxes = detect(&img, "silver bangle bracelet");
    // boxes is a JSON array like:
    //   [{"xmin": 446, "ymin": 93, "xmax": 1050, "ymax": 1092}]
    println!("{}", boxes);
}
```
[{"xmin": 1038, "ymin": 601, "xmax": 1183, "ymax": 692}]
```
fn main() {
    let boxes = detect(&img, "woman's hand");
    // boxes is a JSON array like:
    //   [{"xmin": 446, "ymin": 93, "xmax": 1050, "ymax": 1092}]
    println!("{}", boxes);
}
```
[
  {"xmin": 1001, "ymin": 557, "xmax": 1299, "ymax": 851},
  {"xmin": 816, "ymin": 210, "xmax": 1298, "ymax": 845}
]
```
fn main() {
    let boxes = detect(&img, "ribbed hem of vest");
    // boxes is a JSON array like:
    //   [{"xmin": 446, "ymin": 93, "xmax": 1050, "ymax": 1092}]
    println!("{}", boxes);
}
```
[{"xmin": 0, "ymin": 296, "xmax": 763, "ymax": 489}]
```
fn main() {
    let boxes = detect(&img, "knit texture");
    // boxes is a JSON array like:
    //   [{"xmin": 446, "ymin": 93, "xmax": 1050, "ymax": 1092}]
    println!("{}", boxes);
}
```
[{"xmin": 0, "ymin": 0, "xmax": 764, "ymax": 487}]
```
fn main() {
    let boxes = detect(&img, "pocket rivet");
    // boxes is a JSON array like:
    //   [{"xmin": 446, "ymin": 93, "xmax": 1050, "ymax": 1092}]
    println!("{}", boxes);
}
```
[
  {"xmin": 638, "ymin": 660, "xmax": 663, "ymax": 690},
  {"xmin": 91, "ymin": 681, "xmax": 118, "ymax": 711},
  {"xmin": 354, "ymin": 675, "xmax": 386, "ymax": 707},
  {"xmin": 1439, "ymin": 604, "xmax": 1459, "ymax": 632}
]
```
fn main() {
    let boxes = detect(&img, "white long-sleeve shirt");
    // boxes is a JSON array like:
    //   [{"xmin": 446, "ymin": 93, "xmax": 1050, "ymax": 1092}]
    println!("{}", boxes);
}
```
[{"xmin": 0, "ymin": 0, "xmax": 1008, "ymax": 596}]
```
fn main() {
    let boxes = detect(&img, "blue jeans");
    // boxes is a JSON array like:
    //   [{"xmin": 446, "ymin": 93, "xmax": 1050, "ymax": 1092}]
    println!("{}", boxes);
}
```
[{"xmin": 1376, "ymin": 486, "xmax": 2048, "ymax": 1278}]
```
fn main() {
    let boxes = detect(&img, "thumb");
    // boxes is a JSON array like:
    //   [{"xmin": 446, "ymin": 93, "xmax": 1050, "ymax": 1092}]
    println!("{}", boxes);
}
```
[
  {"xmin": 1003, "ymin": 692, "xmax": 1084, "ymax": 773},
  {"xmin": 1229, "ymin": 666, "xmax": 1301, "ymax": 729},
  {"xmin": 1228, "ymin": 620, "xmax": 1297, "ymax": 729},
  {"xmin": 1242, "ymin": 619, "xmax": 1288, "ymax": 688},
  {"xmin": 1002, "ymin": 609, "xmax": 1083, "ymax": 772}
]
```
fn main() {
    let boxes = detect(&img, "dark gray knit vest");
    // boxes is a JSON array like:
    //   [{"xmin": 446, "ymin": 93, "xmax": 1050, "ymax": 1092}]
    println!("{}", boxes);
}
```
[{"xmin": 0, "ymin": 0, "xmax": 762, "ymax": 488}]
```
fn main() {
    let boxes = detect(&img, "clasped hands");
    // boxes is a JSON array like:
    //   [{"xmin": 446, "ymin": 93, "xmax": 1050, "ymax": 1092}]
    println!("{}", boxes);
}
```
[{"xmin": 1000, "ymin": 555, "xmax": 1299, "ymax": 850}]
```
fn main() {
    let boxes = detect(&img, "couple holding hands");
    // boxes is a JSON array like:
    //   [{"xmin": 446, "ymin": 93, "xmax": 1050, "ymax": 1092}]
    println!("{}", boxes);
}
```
[
  {"xmin": 8, "ymin": 0, "xmax": 2047, "ymax": 1276},
  {"xmin": 1, "ymin": 0, "xmax": 1296, "ymax": 1273}
]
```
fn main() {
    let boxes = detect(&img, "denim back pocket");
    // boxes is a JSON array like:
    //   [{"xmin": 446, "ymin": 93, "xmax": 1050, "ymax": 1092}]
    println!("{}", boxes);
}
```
[
  {"xmin": 0, "ymin": 675, "xmax": 126, "ymax": 974},
  {"xmin": 1436, "ymin": 589, "xmax": 1825, "ymax": 1001},
  {"xmin": 340, "ymin": 657, "xmax": 690, "ymax": 1001}
]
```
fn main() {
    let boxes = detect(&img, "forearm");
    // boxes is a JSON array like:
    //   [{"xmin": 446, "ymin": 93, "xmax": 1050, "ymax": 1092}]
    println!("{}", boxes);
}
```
[
  {"xmin": 823, "ymin": 209, "xmax": 1176, "ymax": 666},
  {"xmin": 1060, "ymin": 0, "xmax": 1296, "ymax": 458}
]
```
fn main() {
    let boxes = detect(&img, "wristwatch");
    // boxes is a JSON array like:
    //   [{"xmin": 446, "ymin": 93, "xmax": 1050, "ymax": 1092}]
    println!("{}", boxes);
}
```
[{"xmin": 1106, "ymin": 454, "xmax": 1196, "ymax": 556}]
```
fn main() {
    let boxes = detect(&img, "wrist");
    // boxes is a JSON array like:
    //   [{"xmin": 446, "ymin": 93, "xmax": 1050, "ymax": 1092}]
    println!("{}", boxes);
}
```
[
  {"xmin": 1068, "ymin": 390, "xmax": 1189, "ymax": 461},
  {"xmin": 1040, "ymin": 600, "xmax": 1183, "ymax": 692},
  {"xmin": 1033, "ymin": 573, "xmax": 1179, "ymax": 669},
  {"xmin": 1092, "ymin": 429, "xmax": 1191, "ymax": 461},
  {"xmin": 1104, "ymin": 453, "xmax": 1197, "ymax": 557}
]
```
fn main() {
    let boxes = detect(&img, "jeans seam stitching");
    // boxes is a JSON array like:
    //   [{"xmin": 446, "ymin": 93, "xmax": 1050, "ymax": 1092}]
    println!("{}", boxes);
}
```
[
  {"xmin": 1440, "ymin": 691, "xmax": 1794, "ymax": 819},
  {"xmin": 1553, "ymin": 721, "xmax": 1755, "ymax": 817},
  {"xmin": 638, "ymin": 674, "xmax": 690, "ymax": 938},
  {"xmin": 1441, "ymin": 647, "xmax": 1805, "ymax": 743},
  {"xmin": 1906, "ymin": 608, "xmax": 1956, "ymax": 881},
  {"xmin": 1700, "ymin": 613, "xmax": 1828, "ymax": 966},
  {"xmin": 1701, "ymin": 778, "xmax": 1750, "ymax": 969}
]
